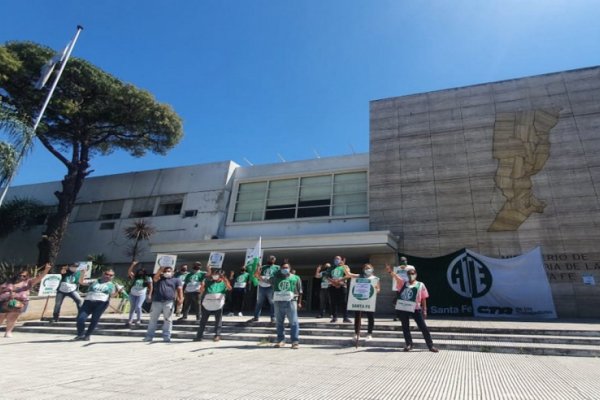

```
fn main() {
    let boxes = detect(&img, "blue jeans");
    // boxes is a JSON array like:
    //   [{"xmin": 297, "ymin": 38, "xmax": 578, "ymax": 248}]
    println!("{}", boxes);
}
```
[
  {"xmin": 254, "ymin": 286, "xmax": 274, "ymax": 319},
  {"xmin": 274, "ymin": 301, "xmax": 299, "ymax": 343},
  {"xmin": 77, "ymin": 300, "xmax": 109, "ymax": 337},
  {"xmin": 53, "ymin": 290, "xmax": 83, "ymax": 320},
  {"xmin": 145, "ymin": 300, "xmax": 174, "ymax": 340},
  {"xmin": 128, "ymin": 293, "xmax": 146, "ymax": 323}
]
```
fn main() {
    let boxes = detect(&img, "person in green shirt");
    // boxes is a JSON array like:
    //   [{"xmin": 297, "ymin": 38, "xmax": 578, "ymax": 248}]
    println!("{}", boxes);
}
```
[
  {"xmin": 228, "ymin": 266, "xmax": 250, "ymax": 317},
  {"xmin": 179, "ymin": 262, "xmax": 209, "ymax": 321},
  {"xmin": 248, "ymin": 255, "xmax": 279, "ymax": 323},
  {"xmin": 259, "ymin": 262, "xmax": 303, "ymax": 349},
  {"xmin": 194, "ymin": 270, "xmax": 232, "ymax": 342},
  {"xmin": 327, "ymin": 256, "xmax": 352, "ymax": 323},
  {"xmin": 52, "ymin": 264, "xmax": 83, "ymax": 323}
]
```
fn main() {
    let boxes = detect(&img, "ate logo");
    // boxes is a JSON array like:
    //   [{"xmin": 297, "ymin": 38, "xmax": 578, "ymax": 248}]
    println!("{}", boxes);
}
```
[
  {"xmin": 447, "ymin": 253, "xmax": 492, "ymax": 298},
  {"xmin": 278, "ymin": 281, "xmax": 291, "ymax": 291}
]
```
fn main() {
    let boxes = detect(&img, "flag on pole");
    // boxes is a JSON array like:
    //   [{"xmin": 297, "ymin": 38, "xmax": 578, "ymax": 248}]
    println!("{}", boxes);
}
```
[
  {"xmin": 245, "ymin": 237, "xmax": 262, "ymax": 287},
  {"xmin": 34, "ymin": 42, "xmax": 71, "ymax": 90}
]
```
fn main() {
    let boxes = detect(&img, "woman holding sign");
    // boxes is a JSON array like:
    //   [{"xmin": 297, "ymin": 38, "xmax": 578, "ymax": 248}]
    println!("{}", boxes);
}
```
[
  {"xmin": 346, "ymin": 264, "xmax": 380, "ymax": 342},
  {"xmin": 194, "ymin": 270, "xmax": 231, "ymax": 342},
  {"xmin": 0, "ymin": 264, "xmax": 52, "ymax": 338},
  {"xmin": 126, "ymin": 261, "xmax": 153, "ymax": 328},
  {"xmin": 386, "ymin": 264, "xmax": 438, "ymax": 352}
]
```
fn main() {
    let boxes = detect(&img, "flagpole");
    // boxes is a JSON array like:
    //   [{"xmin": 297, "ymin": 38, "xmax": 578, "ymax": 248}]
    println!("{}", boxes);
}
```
[{"xmin": 0, "ymin": 25, "xmax": 84, "ymax": 207}]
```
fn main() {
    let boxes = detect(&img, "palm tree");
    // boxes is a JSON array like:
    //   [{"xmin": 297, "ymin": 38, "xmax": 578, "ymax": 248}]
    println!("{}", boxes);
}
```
[{"xmin": 123, "ymin": 220, "xmax": 156, "ymax": 262}]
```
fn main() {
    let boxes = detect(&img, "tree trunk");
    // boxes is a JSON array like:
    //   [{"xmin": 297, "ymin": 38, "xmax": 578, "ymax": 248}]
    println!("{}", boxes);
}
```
[{"xmin": 37, "ymin": 156, "xmax": 89, "ymax": 266}]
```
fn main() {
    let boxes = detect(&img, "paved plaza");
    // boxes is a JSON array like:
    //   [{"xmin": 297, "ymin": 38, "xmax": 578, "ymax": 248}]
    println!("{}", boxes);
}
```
[{"xmin": 1, "ymin": 332, "xmax": 600, "ymax": 399}]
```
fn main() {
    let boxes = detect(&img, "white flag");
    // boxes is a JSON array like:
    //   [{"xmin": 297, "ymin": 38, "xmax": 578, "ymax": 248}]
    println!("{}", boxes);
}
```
[{"xmin": 34, "ymin": 42, "xmax": 71, "ymax": 90}]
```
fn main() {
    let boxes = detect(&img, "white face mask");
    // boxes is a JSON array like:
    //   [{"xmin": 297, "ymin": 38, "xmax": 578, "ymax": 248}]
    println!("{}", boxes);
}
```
[
  {"xmin": 163, "ymin": 272, "xmax": 173, "ymax": 278},
  {"xmin": 69, "ymin": 267, "xmax": 78, "ymax": 273},
  {"xmin": 364, "ymin": 269, "xmax": 373, "ymax": 276},
  {"xmin": 212, "ymin": 275, "xmax": 220, "ymax": 280}
]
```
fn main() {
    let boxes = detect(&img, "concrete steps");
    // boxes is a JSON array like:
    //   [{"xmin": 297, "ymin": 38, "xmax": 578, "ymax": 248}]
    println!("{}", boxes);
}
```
[{"xmin": 14, "ymin": 317, "xmax": 600, "ymax": 357}]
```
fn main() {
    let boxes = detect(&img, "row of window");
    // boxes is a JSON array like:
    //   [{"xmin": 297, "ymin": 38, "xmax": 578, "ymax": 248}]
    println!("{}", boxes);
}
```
[
  {"xmin": 233, "ymin": 171, "xmax": 368, "ymax": 222},
  {"xmin": 75, "ymin": 195, "xmax": 184, "ymax": 222}
]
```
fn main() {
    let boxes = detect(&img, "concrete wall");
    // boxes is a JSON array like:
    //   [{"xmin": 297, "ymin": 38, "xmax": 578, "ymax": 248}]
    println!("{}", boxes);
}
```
[
  {"xmin": 369, "ymin": 66, "xmax": 600, "ymax": 317},
  {"xmin": 1, "ymin": 161, "xmax": 238, "ymax": 265}
]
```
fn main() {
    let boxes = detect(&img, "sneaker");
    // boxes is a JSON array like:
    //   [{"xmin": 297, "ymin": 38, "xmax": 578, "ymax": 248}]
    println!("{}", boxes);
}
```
[
  {"xmin": 316, "ymin": 314, "xmax": 323, "ymax": 319},
  {"xmin": 142, "ymin": 337, "xmax": 153, "ymax": 342},
  {"xmin": 247, "ymin": 317, "xmax": 258, "ymax": 323},
  {"xmin": 403, "ymin": 345, "xmax": 413, "ymax": 352},
  {"xmin": 135, "ymin": 320, "xmax": 142, "ymax": 327},
  {"xmin": 124, "ymin": 322, "xmax": 131, "ymax": 328},
  {"xmin": 49, "ymin": 318, "xmax": 57, "ymax": 324},
  {"xmin": 193, "ymin": 337, "xmax": 203, "ymax": 342},
  {"xmin": 343, "ymin": 318, "xmax": 352, "ymax": 323},
  {"xmin": 83, "ymin": 336, "xmax": 91, "ymax": 341},
  {"xmin": 366, "ymin": 334, "xmax": 372, "ymax": 341},
  {"xmin": 291, "ymin": 342, "xmax": 299, "ymax": 349},
  {"xmin": 274, "ymin": 341, "xmax": 285, "ymax": 348},
  {"xmin": 177, "ymin": 316, "xmax": 187, "ymax": 321},
  {"xmin": 213, "ymin": 336, "xmax": 221, "ymax": 342},
  {"xmin": 330, "ymin": 318, "xmax": 338, "ymax": 323},
  {"xmin": 73, "ymin": 335, "xmax": 85, "ymax": 341},
  {"xmin": 163, "ymin": 337, "xmax": 171, "ymax": 343},
  {"xmin": 429, "ymin": 347, "xmax": 439, "ymax": 353},
  {"xmin": 226, "ymin": 312, "xmax": 234, "ymax": 317},
  {"xmin": 237, "ymin": 312, "xmax": 243, "ymax": 317},
  {"xmin": 393, "ymin": 317, "xmax": 398, "ymax": 321}
]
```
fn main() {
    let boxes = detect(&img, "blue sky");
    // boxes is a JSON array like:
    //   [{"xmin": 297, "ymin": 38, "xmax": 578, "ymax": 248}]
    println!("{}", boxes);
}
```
[{"xmin": 2, "ymin": 0, "xmax": 600, "ymax": 185}]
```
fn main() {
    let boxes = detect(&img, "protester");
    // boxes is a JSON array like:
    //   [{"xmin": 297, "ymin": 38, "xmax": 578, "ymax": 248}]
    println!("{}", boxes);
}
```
[
  {"xmin": 257, "ymin": 262, "xmax": 303, "ymax": 349},
  {"xmin": 228, "ymin": 266, "xmax": 249, "ymax": 317},
  {"xmin": 174, "ymin": 265, "xmax": 189, "ymax": 316},
  {"xmin": 75, "ymin": 268, "xmax": 124, "ymax": 341},
  {"xmin": 327, "ymin": 256, "xmax": 352, "ymax": 323},
  {"xmin": 314, "ymin": 263, "xmax": 331, "ymax": 319},
  {"xmin": 386, "ymin": 264, "xmax": 439, "ymax": 352},
  {"xmin": 125, "ymin": 261, "xmax": 152, "ymax": 328},
  {"xmin": 0, "ymin": 264, "xmax": 52, "ymax": 338},
  {"xmin": 179, "ymin": 262, "xmax": 208, "ymax": 321},
  {"xmin": 393, "ymin": 257, "xmax": 413, "ymax": 321},
  {"xmin": 248, "ymin": 255, "xmax": 279, "ymax": 323},
  {"xmin": 345, "ymin": 264, "xmax": 381, "ymax": 342},
  {"xmin": 194, "ymin": 269, "xmax": 231, "ymax": 342},
  {"xmin": 144, "ymin": 266, "xmax": 183, "ymax": 342},
  {"xmin": 51, "ymin": 264, "xmax": 84, "ymax": 323}
]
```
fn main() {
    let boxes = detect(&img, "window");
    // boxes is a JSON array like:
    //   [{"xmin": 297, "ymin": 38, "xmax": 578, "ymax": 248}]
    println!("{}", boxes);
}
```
[
  {"xmin": 99, "ymin": 200, "xmax": 124, "ymax": 220},
  {"xmin": 156, "ymin": 194, "xmax": 184, "ymax": 216},
  {"xmin": 233, "ymin": 171, "xmax": 367, "ymax": 222},
  {"xmin": 233, "ymin": 182, "xmax": 267, "ymax": 222},
  {"xmin": 75, "ymin": 203, "xmax": 101, "ymax": 222},
  {"xmin": 129, "ymin": 197, "xmax": 157, "ymax": 218},
  {"xmin": 99, "ymin": 222, "xmax": 115, "ymax": 230}
]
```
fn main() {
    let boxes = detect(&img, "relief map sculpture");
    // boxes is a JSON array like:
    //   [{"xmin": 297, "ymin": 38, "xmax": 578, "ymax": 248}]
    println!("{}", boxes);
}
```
[{"xmin": 488, "ymin": 109, "xmax": 560, "ymax": 231}]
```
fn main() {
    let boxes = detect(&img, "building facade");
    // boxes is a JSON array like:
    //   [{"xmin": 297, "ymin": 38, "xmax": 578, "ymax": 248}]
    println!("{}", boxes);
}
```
[{"xmin": 2, "ymin": 66, "xmax": 599, "ymax": 317}]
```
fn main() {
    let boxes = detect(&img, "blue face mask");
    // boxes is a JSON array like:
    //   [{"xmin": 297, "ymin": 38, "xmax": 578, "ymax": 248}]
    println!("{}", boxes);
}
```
[
  {"xmin": 334, "ymin": 259, "xmax": 341, "ymax": 266},
  {"xmin": 281, "ymin": 269, "xmax": 290, "ymax": 276}
]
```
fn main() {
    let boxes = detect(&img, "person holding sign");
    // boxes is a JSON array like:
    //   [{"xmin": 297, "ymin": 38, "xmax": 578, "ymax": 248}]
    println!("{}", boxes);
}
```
[
  {"xmin": 346, "ymin": 264, "xmax": 381, "ymax": 342},
  {"xmin": 327, "ymin": 256, "xmax": 352, "ymax": 323},
  {"xmin": 248, "ymin": 255, "xmax": 279, "ymax": 323},
  {"xmin": 255, "ymin": 262, "xmax": 302, "ymax": 349},
  {"xmin": 229, "ymin": 266, "xmax": 249, "ymax": 317},
  {"xmin": 386, "ymin": 264, "xmax": 438, "ymax": 353},
  {"xmin": 179, "ymin": 262, "xmax": 208, "ymax": 321},
  {"xmin": 392, "ymin": 257, "xmax": 412, "ymax": 321},
  {"xmin": 314, "ymin": 263, "xmax": 331, "ymax": 319},
  {"xmin": 51, "ymin": 264, "xmax": 84, "ymax": 323},
  {"xmin": 125, "ymin": 261, "xmax": 153, "ymax": 328},
  {"xmin": 144, "ymin": 266, "xmax": 183, "ymax": 343},
  {"xmin": 194, "ymin": 270, "xmax": 232, "ymax": 342},
  {"xmin": 0, "ymin": 264, "xmax": 52, "ymax": 338},
  {"xmin": 75, "ymin": 269, "xmax": 124, "ymax": 341}
]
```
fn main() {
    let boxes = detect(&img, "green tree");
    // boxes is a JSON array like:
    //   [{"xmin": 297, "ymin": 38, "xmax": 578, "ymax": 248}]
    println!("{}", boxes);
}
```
[
  {"xmin": 123, "ymin": 219, "xmax": 156, "ymax": 262},
  {"xmin": 0, "ymin": 41, "xmax": 183, "ymax": 266},
  {"xmin": 0, "ymin": 197, "xmax": 48, "ymax": 238}
]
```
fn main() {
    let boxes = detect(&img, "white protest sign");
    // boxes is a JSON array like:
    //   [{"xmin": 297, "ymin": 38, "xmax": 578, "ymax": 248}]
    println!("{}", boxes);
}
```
[
  {"xmin": 347, "ymin": 278, "xmax": 377, "ymax": 312},
  {"xmin": 245, "ymin": 248, "xmax": 263, "ymax": 265},
  {"xmin": 38, "ymin": 274, "xmax": 62, "ymax": 297},
  {"xmin": 154, "ymin": 253, "xmax": 178, "ymax": 273},
  {"xmin": 207, "ymin": 252, "xmax": 225, "ymax": 269},
  {"xmin": 76, "ymin": 261, "xmax": 93, "ymax": 279},
  {"xmin": 392, "ymin": 266, "xmax": 409, "ymax": 291}
]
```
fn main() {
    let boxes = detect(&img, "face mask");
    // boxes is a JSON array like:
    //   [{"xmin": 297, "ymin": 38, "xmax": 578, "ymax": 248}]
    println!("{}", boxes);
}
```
[
  {"xmin": 400, "ymin": 260, "xmax": 407, "ymax": 266},
  {"xmin": 334, "ymin": 259, "xmax": 341, "ymax": 266},
  {"xmin": 281, "ymin": 269, "xmax": 290, "ymax": 276},
  {"xmin": 163, "ymin": 272, "xmax": 173, "ymax": 278},
  {"xmin": 408, "ymin": 273, "xmax": 416, "ymax": 282},
  {"xmin": 69, "ymin": 267, "xmax": 78, "ymax": 273},
  {"xmin": 364, "ymin": 269, "xmax": 373, "ymax": 276},
  {"xmin": 212, "ymin": 275, "xmax": 220, "ymax": 280}
]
